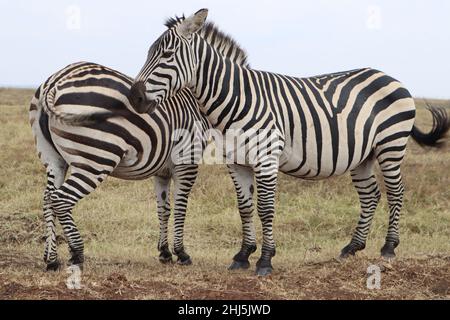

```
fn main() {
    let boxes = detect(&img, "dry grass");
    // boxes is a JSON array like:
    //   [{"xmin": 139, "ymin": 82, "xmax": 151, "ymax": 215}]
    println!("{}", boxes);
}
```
[{"xmin": 0, "ymin": 88, "xmax": 449, "ymax": 300}]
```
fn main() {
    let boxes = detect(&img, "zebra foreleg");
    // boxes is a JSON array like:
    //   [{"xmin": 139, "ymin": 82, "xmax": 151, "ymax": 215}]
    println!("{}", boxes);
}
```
[
  {"xmin": 341, "ymin": 158, "xmax": 381, "ymax": 259},
  {"xmin": 43, "ymin": 164, "xmax": 68, "ymax": 271},
  {"xmin": 50, "ymin": 168, "xmax": 106, "ymax": 270},
  {"xmin": 227, "ymin": 165, "xmax": 257, "ymax": 271},
  {"xmin": 254, "ymin": 162, "xmax": 278, "ymax": 276},
  {"xmin": 154, "ymin": 176, "xmax": 173, "ymax": 264},
  {"xmin": 172, "ymin": 165, "xmax": 198, "ymax": 265}
]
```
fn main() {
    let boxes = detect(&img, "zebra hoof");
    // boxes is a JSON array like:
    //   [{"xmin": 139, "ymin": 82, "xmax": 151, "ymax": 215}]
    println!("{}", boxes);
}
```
[
  {"xmin": 46, "ymin": 260, "xmax": 61, "ymax": 272},
  {"xmin": 381, "ymin": 242, "xmax": 397, "ymax": 260},
  {"xmin": 255, "ymin": 266, "xmax": 273, "ymax": 276},
  {"xmin": 68, "ymin": 252, "xmax": 84, "ymax": 267},
  {"xmin": 177, "ymin": 257, "xmax": 192, "ymax": 266},
  {"xmin": 255, "ymin": 258, "xmax": 273, "ymax": 276},
  {"xmin": 174, "ymin": 250, "xmax": 192, "ymax": 266},
  {"xmin": 339, "ymin": 248, "xmax": 354, "ymax": 259},
  {"xmin": 339, "ymin": 242, "xmax": 365, "ymax": 259},
  {"xmin": 159, "ymin": 255, "xmax": 173, "ymax": 264},
  {"xmin": 159, "ymin": 249, "xmax": 173, "ymax": 264},
  {"xmin": 228, "ymin": 260, "xmax": 250, "ymax": 270}
]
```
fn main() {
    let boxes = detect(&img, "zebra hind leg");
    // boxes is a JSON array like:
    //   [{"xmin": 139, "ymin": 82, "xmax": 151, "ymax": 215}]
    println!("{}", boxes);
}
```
[
  {"xmin": 227, "ymin": 165, "xmax": 257, "ymax": 271},
  {"xmin": 375, "ymin": 133, "xmax": 408, "ymax": 260},
  {"xmin": 43, "ymin": 163, "xmax": 68, "ymax": 271},
  {"xmin": 379, "ymin": 162, "xmax": 404, "ymax": 260},
  {"xmin": 50, "ymin": 168, "xmax": 106, "ymax": 270},
  {"xmin": 154, "ymin": 176, "xmax": 173, "ymax": 264},
  {"xmin": 172, "ymin": 165, "xmax": 199, "ymax": 266},
  {"xmin": 341, "ymin": 156, "xmax": 381, "ymax": 259}
]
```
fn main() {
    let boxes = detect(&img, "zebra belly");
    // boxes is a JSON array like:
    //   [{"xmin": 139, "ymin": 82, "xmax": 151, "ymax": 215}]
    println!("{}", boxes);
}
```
[
  {"xmin": 279, "ymin": 152, "xmax": 354, "ymax": 180},
  {"xmin": 279, "ymin": 127, "xmax": 369, "ymax": 180},
  {"xmin": 111, "ymin": 166, "xmax": 167, "ymax": 181},
  {"xmin": 279, "ymin": 148, "xmax": 337, "ymax": 180},
  {"xmin": 111, "ymin": 149, "xmax": 172, "ymax": 181}
]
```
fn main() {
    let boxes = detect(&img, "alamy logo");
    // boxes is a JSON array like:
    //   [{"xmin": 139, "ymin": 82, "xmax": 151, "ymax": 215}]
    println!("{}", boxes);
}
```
[
  {"xmin": 66, "ymin": 265, "xmax": 82, "ymax": 290},
  {"xmin": 366, "ymin": 264, "xmax": 381, "ymax": 290},
  {"xmin": 366, "ymin": 5, "xmax": 383, "ymax": 30},
  {"xmin": 66, "ymin": 5, "xmax": 81, "ymax": 31}
]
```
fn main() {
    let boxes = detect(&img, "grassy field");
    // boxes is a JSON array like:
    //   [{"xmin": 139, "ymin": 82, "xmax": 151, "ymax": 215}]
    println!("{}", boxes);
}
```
[{"xmin": 0, "ymin": 88, "xmax": 449, "ymax": 300}]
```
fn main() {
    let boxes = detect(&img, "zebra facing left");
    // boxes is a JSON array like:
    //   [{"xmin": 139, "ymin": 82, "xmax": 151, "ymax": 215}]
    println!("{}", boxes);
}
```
[
  {"xmin": 29, "ymin": 61, "xmax": 210, "ymax": 271},
  {"xmin": 130, "ymin": 9, "xmax": 450, "ymax": 276}
]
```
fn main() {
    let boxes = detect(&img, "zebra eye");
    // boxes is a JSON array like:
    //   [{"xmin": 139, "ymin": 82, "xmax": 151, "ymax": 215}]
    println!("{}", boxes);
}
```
[{"xmin": 161, "ymin": 50, "xmax": 174, "ymax": 59}]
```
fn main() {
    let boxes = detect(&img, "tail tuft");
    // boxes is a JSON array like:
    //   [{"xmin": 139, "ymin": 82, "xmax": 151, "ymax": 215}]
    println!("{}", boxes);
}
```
[{"xmin": 411, "ymin": 106, "xmax": 449, "ymax": 148}]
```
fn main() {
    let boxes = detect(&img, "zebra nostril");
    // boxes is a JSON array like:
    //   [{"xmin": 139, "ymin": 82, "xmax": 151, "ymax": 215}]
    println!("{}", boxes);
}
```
[{"xmin": 130, "ymin": 81, "xmax": 147, "ymax": 109}]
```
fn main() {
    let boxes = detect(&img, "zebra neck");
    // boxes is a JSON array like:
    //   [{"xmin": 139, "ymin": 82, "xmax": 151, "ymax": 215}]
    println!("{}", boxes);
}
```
[{"xmin": 190, "ymin": 36, "xmax": 243, "ymax": 130}]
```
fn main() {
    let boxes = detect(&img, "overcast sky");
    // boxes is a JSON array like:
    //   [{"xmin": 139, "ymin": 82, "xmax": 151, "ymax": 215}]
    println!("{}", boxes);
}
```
[{"xmin": 0, "ymin": 0, "xmax": 449, "ymax": 98}]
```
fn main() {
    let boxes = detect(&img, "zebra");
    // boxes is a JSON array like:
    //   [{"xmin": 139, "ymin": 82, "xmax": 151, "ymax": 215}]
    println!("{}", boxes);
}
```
[
  {"xmin": 129, "ymin": 9, "xmax": 450, "ymax": 276},
  {"xmin": 29, "ymin": 61, "xmax": 210, "ymax": 271}
]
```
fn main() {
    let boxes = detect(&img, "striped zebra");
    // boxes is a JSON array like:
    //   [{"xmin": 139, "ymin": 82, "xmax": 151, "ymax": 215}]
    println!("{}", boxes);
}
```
[
  {"xmin": 29, "ymin": 61, "xmax": 210, "ymax": 271},
  {"xmin": 130, "ymin": 9, "xmax": 449, "ymax": 276}
]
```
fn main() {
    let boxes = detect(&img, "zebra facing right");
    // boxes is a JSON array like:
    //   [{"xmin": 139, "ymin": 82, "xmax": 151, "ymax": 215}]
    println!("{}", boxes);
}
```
[{"xmin": 130, "ymin": 9, "xmax": 450, "ymax": 276}]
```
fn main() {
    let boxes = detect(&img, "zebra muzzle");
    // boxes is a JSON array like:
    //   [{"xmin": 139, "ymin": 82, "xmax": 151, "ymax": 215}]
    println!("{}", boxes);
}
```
[{"xmin": 129, "ymin": 82, "xmax": 158, "ymax": 114}]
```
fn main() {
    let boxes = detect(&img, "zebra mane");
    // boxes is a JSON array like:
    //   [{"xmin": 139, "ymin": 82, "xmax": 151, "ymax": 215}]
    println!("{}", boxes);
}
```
[
  {"xmin": 165, "ymin": 15, "xmax": 185, "ymax": 29},
  {"xmin": 199, "ymin": 22, "xmax": 249, "ymax": 67},
  {"xmin": 165, "ymin": 16, "xmax": 249, "ymax": 67}
]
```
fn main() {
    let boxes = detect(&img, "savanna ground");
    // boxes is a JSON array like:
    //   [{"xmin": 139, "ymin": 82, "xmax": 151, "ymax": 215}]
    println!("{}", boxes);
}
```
[{"xmin": 0, "ymin": 88, "xmax": 449, "ymax": 300}]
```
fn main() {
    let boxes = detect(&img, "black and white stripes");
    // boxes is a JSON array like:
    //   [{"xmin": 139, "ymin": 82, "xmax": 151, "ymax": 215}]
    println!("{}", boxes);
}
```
[
  {"xmin": 30, "ymin": 62, "xmax": 210, "ymax": 270},
  {"xmin": 130, "ymin": 9, "xmax": 449, "ymax": 275}
]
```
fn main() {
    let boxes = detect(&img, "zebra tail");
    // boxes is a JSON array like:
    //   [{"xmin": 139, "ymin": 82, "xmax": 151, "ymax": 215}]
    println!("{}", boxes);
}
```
[
  {"xmin": 39, "ymin": 86, "xmax": 123, "ymax": 126},
  {"xmin": 411, "ymin": 106, "xmax": 450, "ymax": 148},
  {"xmin": 47, "ymin": 111, "xmax": 122, "ymax": 126}
]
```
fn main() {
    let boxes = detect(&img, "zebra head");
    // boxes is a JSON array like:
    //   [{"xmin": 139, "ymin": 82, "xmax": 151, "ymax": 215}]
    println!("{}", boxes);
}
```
[{"xmin": 130, "ymin": 9, "xmax": 208, "ymax": 113}]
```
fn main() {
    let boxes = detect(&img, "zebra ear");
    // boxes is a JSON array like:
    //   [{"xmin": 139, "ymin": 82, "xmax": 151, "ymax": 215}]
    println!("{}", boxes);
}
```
[{"xmin": 179, "ymin": 8, "xmax": 208, "ymax": 38}]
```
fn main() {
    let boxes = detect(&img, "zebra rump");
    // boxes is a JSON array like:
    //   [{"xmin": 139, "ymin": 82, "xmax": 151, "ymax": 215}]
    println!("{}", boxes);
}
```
[{"xmin": 30, "ymin": 61, "xmax": 211, "ymax": 271}]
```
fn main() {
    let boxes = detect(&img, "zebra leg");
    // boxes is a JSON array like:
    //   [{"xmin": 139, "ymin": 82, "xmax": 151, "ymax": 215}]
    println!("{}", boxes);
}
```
[
  {"xmin": 172, "ymin": 165, "xmax": 198, "ymax": 265},
  {"xmin": 43, "ymin": 163, "xmax": 68, "ymax": 271},
  {"xmin": 254, "ymin": 162, "xmax": 278, "ymax": 276},
  {"xmin": 227, "ymin": 164, "xmax": 257, "ymax": 271},
  {"xmin": 379, "ymin": 163, "xmax": 404, "ymax": 259},
  {"xmin": 154, "ymin": 176, "xmax": 173, "ymax": 264},
  {"xmin": 341, "ymin": 157, "xmax": 381, "ymax": 258},
  {"xmin": 50, "ymin": 168, "xmax": 106, "ymax": 269}
]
